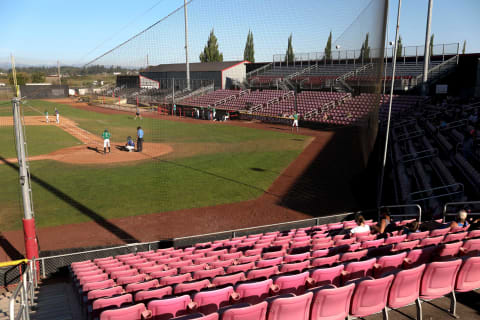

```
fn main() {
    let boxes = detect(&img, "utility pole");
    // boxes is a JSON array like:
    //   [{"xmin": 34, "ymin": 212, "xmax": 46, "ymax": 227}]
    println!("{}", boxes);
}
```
[
  {"xmin": 11, "ymin": 55, "xmax": 39, "ymax": 261},
  {"xmin": 184, "ymin": 0, "xmax": 190, "ymax": 91},
  {"xmin": 57, "ymin": 60, "xmax": 61, "ymax": 85},
  {"xmin": 421, "ymin": 0, "xmax": 433, "ymax": 95},
  {"xmin": 378, "ymin": 0, "xmax": 401, "ymax": 207}
]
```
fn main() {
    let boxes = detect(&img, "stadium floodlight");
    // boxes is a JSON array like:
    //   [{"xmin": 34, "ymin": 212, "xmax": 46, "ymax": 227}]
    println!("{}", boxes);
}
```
[
  {"xmin": 335, "ymin": 45, "xmax": 341, "ymax": 49},
  {"xmin": 389, "ymin": 41, "xmax": 394, "ymax": 46}
]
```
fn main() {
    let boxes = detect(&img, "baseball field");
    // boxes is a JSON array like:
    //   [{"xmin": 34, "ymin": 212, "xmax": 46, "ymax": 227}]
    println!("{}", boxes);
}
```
[{"xmin": 0, "ymin": 99, "xmax": 311, "ymax": 232}]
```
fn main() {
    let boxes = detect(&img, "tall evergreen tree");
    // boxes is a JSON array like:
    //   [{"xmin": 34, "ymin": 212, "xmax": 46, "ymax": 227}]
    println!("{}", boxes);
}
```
[
  {"xmin": 324, "ymin": 31, "xmax": 332, "ymax": 60},
  {"xmin": 359, "ymin": 33, "xmax": 370, "ymax": 61},
  {"xmin": 243, "ymin": 30, "xmax": 255, "ymax": 62},
  {"xmin": 285, "ymin": 34, "xmax": 294, "ymax": 64},
  {"xmin": 396, "ymin": 35, "xmax": 403, "ymax": 57},
  {"xmin": 199, "ymin": 29, "xmax": 223, "ymax": 62},
  {"xmin": 429, "ymin": 33, "xmax": 434, "ymax": 56},
  {"xmin": 462, "ymin": 40, "xmax": 467, "ymax": 54}
]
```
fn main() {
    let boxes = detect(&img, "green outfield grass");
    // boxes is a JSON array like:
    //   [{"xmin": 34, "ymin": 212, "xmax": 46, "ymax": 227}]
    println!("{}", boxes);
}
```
[
  {"xmin": 0, "ymin": 100, "xmax": 310, "ymax": 231},
  {"xmin": 0, "ymin": 126, "xmax": 82, "ymax": 159}
]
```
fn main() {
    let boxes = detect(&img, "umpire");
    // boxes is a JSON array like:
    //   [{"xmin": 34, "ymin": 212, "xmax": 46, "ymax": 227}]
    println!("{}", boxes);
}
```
[{"xmin": 137, "ymin": 126, "xmax": 144, "ymax": 152}]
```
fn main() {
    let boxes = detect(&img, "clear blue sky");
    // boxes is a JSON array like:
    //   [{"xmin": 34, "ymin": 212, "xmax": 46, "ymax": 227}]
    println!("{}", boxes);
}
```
[{"xmin": 0, "ymin": 0, "xmax": 478, "ymax": 66}]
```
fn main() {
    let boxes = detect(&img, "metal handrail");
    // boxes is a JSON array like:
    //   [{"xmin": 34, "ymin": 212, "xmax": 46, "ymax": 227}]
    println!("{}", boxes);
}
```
[
  {"xmin": 9, "ymin": 259, "xmax": 37, "ymax": 320},
  {"xmin": 410, "ymin": 183, "xmax": 464, "ymax": 202},
  {"xmin": 246, "ymin": 63, "xmax": 272, "ymax": 78},
  {"xmin": 378, "ymin": 204, "xmax": 423, "ymax": 223},
  {"xmin": 438, "ymin": 119, "xmax": 467, "ymax": 131},
  {"xmin": 443, "ymin": 201, "xmax": 480, "ymax": 223},
  {"xmin": 414, "ymin": 55, "xmax": 458, "ymax": 84},
  {"xmin": 401, "ymin": 148, "xmax": 438, "ymax": 163}
]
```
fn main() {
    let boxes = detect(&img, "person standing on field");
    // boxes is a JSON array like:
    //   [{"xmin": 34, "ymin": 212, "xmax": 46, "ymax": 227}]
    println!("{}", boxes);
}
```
[
  {"xmin": 137, "ymin": 126, "xmax": 144, "ymax": 152},
  {"xmin": 55, "ymin": 108, "xmax": 60, "ymax": 124},
  {"xmin": 44, "ymin": 110, "xmax": 49, "ymax": 123},
  {"xmin": 135, "ymin": 106, "xmax": 142, "ymax": 120},
  {"xmin": 292, "ymin": 112, "xmax": 299, "ymax": 133},
  {"xmin": 102, "ymin": 129, "xmax": 111, "ymax": 155}
]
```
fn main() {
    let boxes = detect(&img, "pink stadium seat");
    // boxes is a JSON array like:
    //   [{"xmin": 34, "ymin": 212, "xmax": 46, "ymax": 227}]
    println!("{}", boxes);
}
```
[
  {"xmin": 175, "ymin": 279, "xmax": 211, "ymax": 294},
  {"xmin": 420, "ymin": 259, "xmax": 462, "ymax": 316},
  {"xmin": 168, "ymin": 260, "xmax": 192, "ymax": 269},
  {"xmin": 247, "ymin": 266, "xmax": 279, "ymax": 280},
  {"xmin": 309, "ymin": 283, "xmax": 355, "ymax": 320},
  {"xmin": 256, "ymin": 257, "xmax": 283, "ymax": 268},
  {"xmin": 339, "ymin": 249, "xmax": 368, "ymax": 262},
  {"xmin": 82, "ymin": 279, "xmax": 115, "ymax": 293},
  {"xmin": 103, "ymin": 265, "xmax": 130, "ymax": 275},
  {"xmin": 349, "ymin": 275, "xmax": 394, "ymax": 318},
  {"xmin": 237, "ymin": 255, "xmax": 261, "ymax": 264},
  {"xmin": 220, "ymin": 252, "xmax": 242, "ymax": 261},
  {"xmin": 212, "ymin": 272, "xmax": 246, "ymax": 287},
  {"xmin": 467, "ymin": 230, "xmax": 480, "ymax": 239},
  {"xmin": 436, "ymin": 241, "xmax": 463, "ymax": 260},
  {"xmin": 79, "ymin": 273, "xmax": 109, "ymax": 286},
  {"xmin": 262, "ymin": 251, "xmax": 285, "ymax": 260},
  {"xmin": 147, "ymin": 295, "xmax": 191, "ymax": 319},
  {"xmin": 443, "ymin": 232, "xmax": 467, "ymax": 243},
  {"xmin": 182, "ymin": 253, "xmax": 204, "ymax": 261},
  {"xmin": 312, "ymin": 237, "xmax": 332, "ymax": 245},
  {"xmin": 279, "ymin": 260, "xmax": 310, "ymax": 273},
  {"xmin": 245, "ymin": 248, "xmax": 263, "ymax": 256},
  {"xmin": 130, "ymin": 261, "xmax": 155, "ymax": 270},
  {"xmin": 125, "ymin": 279, "xmax": 159, "ymax": 294},
  {"xmin": 311, "ymin": 254, "xmax": 339, "ymax": 268},
  {"xmin": 267, "ymin": 292, "xmax": 313, "ymax": 320},
  {"xmin": 73, "ymin": 265, "xmax": 99, "ymax": 274},
  {"xmin": 361, "ymin": 238, "xmax": 385, "ymax": 249},
  {"xmin": 160, "ymin": 273, "xmax": 192, "ymax": 286},
  {"xmin": 87, "ymin": 286, "xmax": 123, "ymax": 301},
  {"xmin": 92, "ymin": 293, "xmax": 133, "ymax": 312},
  {"xmin": 387, "ymin": 264, "xmax": 425, "ymax": 318},
  {"xmin": 460, "ymin": 238, "xmax": 480, "ymax": 256},
  {"xmin": 405, "ymin": 246, "xmax": 437, "ymax": 268},
  {"xmin": 226, "ymin": 262, "xmax": 255, "ymax": 274},
  {"xmin": 312, "ymin": 241, "xmax": 334, "ymax": 250},
  {"xmin": 343, "ymin": 258, "xmax": 376, "ymax": 282},
  {"xmin": 283, "ymin": 252, "xmax": 310, "ymax": 263},
  {"xmin": 407, "ymin": 231, "xmax": 429, "ymax": 241},
  {"xmin": 134, "ymin": 286, "xmax": 172, "ymax": 303},
  {"xmin": 99, "ymin": 303, "xmax": 147, "ymax": 320},
  {"xmin": 374, "ymin": 252, "xmax": 407, "ymax": 277},
  {"xmin": 149, "ymin": 268, "xmax": 177, "ymax": 279},
  {"xmin": 117, "ymin": 274, "xmax": 147, "ymax": 286},
  {"xmin": 311, "ymin": 249, "xmax": 329, "ymax": 258},
  {"xmin": 394, "ymin": 240, "xmax": 420, "ymax": 251},
  {"xmin": 222, "ymin": 301, "xmax": 268, "ymax": 320},
  {"xmin": 235, "ymin": 279, "xmax": 273, "ymax": 304},
  {"xmin": 430, "ymin": 228, "xmax": 451, "ymax": 237},
  {"xmin": 273, "ymin": 271, "xmax": 309, "ymax": 295},
  {"xmin": 419, "ymin": 236, "xmax": 443, "ymax": 247},
  {"xmin": 309, "ymin": 264, "xmax": 344, "ymax": 287},
  {"xmin": 180, "ymin": 264, "xmax": 208, "ymax": 274},
  {"xmin": 206, "ymin": 249, "xmax": 228, "ymax": 257},
  {"xmin": 193, "ymin": 268, "xmax": 225, "ymax": 280},
  {"xmin": 335, "ymin": 238, "xmax": 356, "ymax": 246},
  {"xmin": 73, "ymin": 260, "xmax": 94, "ymax": 267},
  {"xmin": 195, "ymin": 256, "xmax": 218, "ymax": 264},
  {"xmin": 110, "ymin": 269, "xmax": 138, "ymax": 280},
  {"xmin": 193, "ymin": 286, "xmax": 235, "ymax": 314},
  {"xmin": 384, "ymin": 234, "xmax": 407, "ymax": 245},
  {"xmin": 455, "ymin": 256, "xmax": 480, "ymax": 292},
  {"xmin": 75, "ymin": 269, "xmax": 104, "ymax": 279},
  {"xmin": 357, "ymin": 234, "xmax": 377, "ymax": 242}
]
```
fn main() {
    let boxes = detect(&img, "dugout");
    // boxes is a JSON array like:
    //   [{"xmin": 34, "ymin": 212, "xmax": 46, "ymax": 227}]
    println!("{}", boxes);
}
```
[{"xmin": 141, "ymin": 61, "xmax": 249, "ymax": 90}]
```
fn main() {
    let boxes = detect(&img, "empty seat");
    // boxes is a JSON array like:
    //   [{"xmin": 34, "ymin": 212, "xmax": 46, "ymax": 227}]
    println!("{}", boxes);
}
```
[
  {"xmin": 147, "ymin": 295, "xmax": 191, "ymax": 320},
  {"xmin": 311, "ymin": 254, "xmax": 339, "ymax": 268},
  {"xmin": 436, "ymin": 242, "xmax": 463, "ymax": 260},
  {"xmin": 405, "ymin": 246, "xmax": 437, "ymax": 268},
  {"xmin": 455, "ymin": 256, "xmax": 480, "ymax": 292},
  {"xmin": 279, "ymin": 260, "xmax": 310, "ymax": 273},
  {"xmin": 340, "ymin": 249, "xmax": 368, "ymax": 262},
  {"xmin": 283, "ymin": 252, "xmax": 310, "ymax": 263},
  {"xmin": 160, "ymin": 273, "xmax": 192, "ymax": 286},
  {"xmin": 267, "ymin": 292, "xmax": 313, "ymax": 320},
  {"xmin": 394, "ymin": 240, "xmax": 420, "ymax": 251},
  {"xmin": 343, "ymin": 258, "xmax": 376, "ymax": 282},
  {"xmin": 384, "ymin": 234, "xmax": 407, "ymax": 245},
  {"xmin": 309, "ymin": 264, "xmax": 344, "ymax": 287},
  {"xmin": 193, "ymin": 268, "xmax": 225, "ymax": 280},
  {"xmin": 443, "ymin": 232, "xmax": 467, "ymax": 243},
  {"xmin": 235, "ymin": 279, "xmax": 273, "ymax": 304},
  {"xmin": 134, "ymin": 286, "xmax": 172, "ymax": 304},
  {"xmin": 420, "ymin": 259, "xmax": 462, "ymax": 317},
  {"xmin": 247, "ymin": 266, "xmax": 278, "ymax": 280},
  {"xmin": 82, "ymin": 279, "xmax": 116, "ymax": 293},
  {"xmin": 222, "ymin": 301, "xmax": 268, "ymax": 320},
  {"xmin": 387, "ymin": 264, "xmax": 425, "ymax": 318},
  {"xmin": 87, "ymin": 286, "xmax": 123, "ymax": 302},
  {"xmin": 349, "ymin": 275, "xmax": 394, "ymax": 318},
  {"xmin": 430, "ymin": 228, "xmax": 451, "ymax": 237},
  {"xmin": 175, "ymin": 279, "xmax": 211, "ymax": 294},
  {"xmin": 419, "ymin": 236, "xmax": 443, "ymax": 247},
  {"xmin": 226, "ymin": 262, "xmax": 255, "ymax": 274},
  {"xmin": 125, "ymin": 279, "xmax": 159, "ymax": 294},
  {"xmin": 256, "ymin": 257, "xmax": 283, "ymax": 268},
  {"xmin": 92, "ymin": 294, "xmax": 133, "ymax": 318},
  {"xmin": 374, "ymin": 252, "xmax": 407, "ymax": 277},
  {"xmin": 309, "ymin": 283, "xmax": 355, "ymax": 320},
  {"xmin": 273, "ymin": 271, "xmax": 309, "ymax": 295},
  {"xmin": 407, "ymin": 231, "xmax": 429, "ymax": 241},
  {"xmin": 99, "ymin": 303, "xmax": 147, "ymax": 320},
  {"xmin": 193, "ymin": 286, "xmax": 235, "ymax": 314},
  {"xmin": 117, "ymin": 274, "xmax": 147, "ymax": 286},
  {"xmin": 212, "ymin": 273, "xmax": 246, "ymax": 287},
  {"xmin": 460, "ymin": 238, "xmax": 480, "ymax": 256}
]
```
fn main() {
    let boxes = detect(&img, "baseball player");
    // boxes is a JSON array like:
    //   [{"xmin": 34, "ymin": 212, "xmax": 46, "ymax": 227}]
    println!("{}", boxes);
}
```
[
  {"xmin": 44, "ymin": 110, "xmax": 49, "ymax": 123},
  {"xmin": 292, "ymin": 112, "xmax": 299, "ymax": 133},
  {"xmin": 55, "ymin": 108, "xmax": 60, "ymax": 124},
  {"xmin": 102, "ymin": 129, "xmax": 111, "ymax": 155}
]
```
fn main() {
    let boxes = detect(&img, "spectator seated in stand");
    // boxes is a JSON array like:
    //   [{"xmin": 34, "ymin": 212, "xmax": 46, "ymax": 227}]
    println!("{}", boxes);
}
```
[
  {"xmin": 450, "ymin": 209, "xmax": 469, "ymax": 229},
  {"xmin": 350, "ymin": 215, "xmax": 370, "ymax": 235}
]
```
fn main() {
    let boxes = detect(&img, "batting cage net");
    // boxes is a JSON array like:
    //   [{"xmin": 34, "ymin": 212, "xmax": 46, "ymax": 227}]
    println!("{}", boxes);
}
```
[{"xmin": 1, "ymin": 0, "xmax": 392, "ymax": 273}]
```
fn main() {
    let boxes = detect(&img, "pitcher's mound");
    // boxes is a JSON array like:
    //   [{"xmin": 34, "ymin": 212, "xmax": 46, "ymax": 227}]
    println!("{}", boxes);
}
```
[{"xmin": 27, "ymin": 142, "xmax": 173, "ymax": 164}]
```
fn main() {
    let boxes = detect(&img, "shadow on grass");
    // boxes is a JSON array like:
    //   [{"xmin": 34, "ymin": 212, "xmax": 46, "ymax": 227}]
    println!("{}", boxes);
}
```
[{"xmin": 0, "ymin": 156, "xmax": 139, "ymax": 249}]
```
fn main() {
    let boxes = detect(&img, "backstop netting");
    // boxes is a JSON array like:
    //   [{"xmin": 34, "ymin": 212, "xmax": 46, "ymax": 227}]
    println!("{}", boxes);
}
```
[{"xmin": 0, "ymin": 0, "xmax": 388, "ymax": 274}]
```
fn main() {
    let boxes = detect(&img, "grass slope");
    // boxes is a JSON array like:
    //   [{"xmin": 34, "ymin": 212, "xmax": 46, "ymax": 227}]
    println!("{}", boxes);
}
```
[{"xmin": 0, "ymin": 100, "xmax": 310, "ymax": 231}]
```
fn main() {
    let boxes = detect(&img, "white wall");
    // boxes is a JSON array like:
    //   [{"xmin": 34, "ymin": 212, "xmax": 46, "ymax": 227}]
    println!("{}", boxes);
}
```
[{"xmin": 222, "ymin": 63, "xmax": 247, "ymax": 89}]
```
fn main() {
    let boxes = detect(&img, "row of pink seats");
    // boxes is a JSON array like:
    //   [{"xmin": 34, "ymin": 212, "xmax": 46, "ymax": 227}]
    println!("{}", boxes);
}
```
[{"xmin": 91, "ymin": 256, "xmax": 480, "ymax": 320}]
